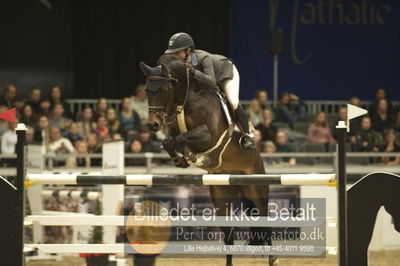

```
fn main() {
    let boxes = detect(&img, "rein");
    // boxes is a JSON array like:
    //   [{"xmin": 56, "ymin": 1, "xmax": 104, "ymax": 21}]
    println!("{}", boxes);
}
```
[{"xmin": 147, "ymin": 67, "xmax": 191, "ymax": 126}]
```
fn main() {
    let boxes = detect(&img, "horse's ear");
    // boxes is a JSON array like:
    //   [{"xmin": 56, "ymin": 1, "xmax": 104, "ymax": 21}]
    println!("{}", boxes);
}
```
[
  {"xmin": 160, "ymin": 62, "xmax": 170, "ymax": 77},
  {"xmin": 140, "ymin": 62, "xmax": 152, "ymax": 77}
]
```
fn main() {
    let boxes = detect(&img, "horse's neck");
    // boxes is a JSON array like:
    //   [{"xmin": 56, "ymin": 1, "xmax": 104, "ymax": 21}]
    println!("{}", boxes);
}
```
[{"xmin": 168, "ymin": 85, "xmax": 219, "ymax": 133}]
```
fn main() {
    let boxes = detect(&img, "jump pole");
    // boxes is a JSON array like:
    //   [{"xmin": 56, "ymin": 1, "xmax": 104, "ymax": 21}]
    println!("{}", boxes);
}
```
[{"xmin": 25, "ymin": 173, "xmax": 336, "ymax": 186}]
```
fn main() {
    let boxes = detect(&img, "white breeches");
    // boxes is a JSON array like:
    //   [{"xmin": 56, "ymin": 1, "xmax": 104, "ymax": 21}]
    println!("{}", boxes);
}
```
[{"xmin": 221, "ymin": 63, "xmax": 240, "ymax": 110}]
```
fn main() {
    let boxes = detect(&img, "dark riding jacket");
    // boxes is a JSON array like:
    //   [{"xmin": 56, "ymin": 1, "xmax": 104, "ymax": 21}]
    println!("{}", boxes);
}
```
[{"xmin": 191, "ymin": 49, "xmax": 234, "ymax": 89}]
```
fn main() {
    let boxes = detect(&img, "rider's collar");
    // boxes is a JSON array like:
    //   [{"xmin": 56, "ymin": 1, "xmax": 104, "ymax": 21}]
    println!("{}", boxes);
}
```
[{"xmin": 190, "ymin": 52, "xmax": 198, "ymax": 67}]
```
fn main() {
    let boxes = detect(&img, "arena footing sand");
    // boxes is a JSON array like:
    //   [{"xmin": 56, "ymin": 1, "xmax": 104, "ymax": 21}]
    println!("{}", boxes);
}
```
[{"xmin": 26, "ymin": 250, "xmax": 400, "ymax": 266}]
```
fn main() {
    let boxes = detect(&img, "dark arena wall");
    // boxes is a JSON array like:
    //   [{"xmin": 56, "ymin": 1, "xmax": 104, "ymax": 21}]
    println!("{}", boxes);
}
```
[
  {"xmin": 0, "ymin": 0, "xmax": 398, "ymax": 100},
  {"xmin": 230, "ymin": 0, "xmax": 400, "ymax": 100},
  {"xmin": 0, "ymin": 0, "xmax": 229, "ymax": 98}
]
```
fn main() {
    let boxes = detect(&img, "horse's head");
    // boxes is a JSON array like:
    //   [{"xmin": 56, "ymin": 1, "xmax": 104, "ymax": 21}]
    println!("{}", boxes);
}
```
[
  {"xmin": 384, "ymin": 200, "xmax": 400, "ymax": 232},
  {"xmin": 140, "ymin": 54, "xmax": 188, "ymax": 132}
]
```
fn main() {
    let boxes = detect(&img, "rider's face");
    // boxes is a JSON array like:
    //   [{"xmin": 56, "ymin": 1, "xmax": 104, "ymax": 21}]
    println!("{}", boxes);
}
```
[{"xmin": 174, "ymin": 50, "xmax": 186, "ymax": 60}]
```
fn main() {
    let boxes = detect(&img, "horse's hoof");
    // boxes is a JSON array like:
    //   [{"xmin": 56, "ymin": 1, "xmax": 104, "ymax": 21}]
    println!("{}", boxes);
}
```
[
  {"xmin": 174, "ymin": 157, "xmax": 189, "ymax": 168},
  {"xmin": 269, "ymin": 255, "xmax": 279, "ymax": 266},
  {"xmin": 226, "ymin": 264, "xmax": 233, "ymax": 266}
]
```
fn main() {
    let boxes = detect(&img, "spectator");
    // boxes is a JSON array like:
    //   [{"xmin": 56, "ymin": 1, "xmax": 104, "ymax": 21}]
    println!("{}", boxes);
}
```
[
  {"xmin": 138, "ymin": 125, "xmax": 160, "ymax": 153},
  {"xmin": 275, "ymin": 92, "xmax": 306, "ymax": 127},
  {"xmin": 49, "ymin": 103, "xmax": 72, "ymax": 134},
  {"xmin": 126, "ymin": 140, "xmax": 146, "ymax": 166},
  {"xmin": 94, "ymin": 116, "xmax": 110, "ymax": 142},
  {"xmin": 0, "ymin": 84, "xmax": 17, "ymax": 108},
  {"xmin": 332, "ymin": 106, "xmax": 356, "ymax": 140},
  {"xmin": 348, "ymin": 97, "xmax": 363, "ymax": 130},
  {"xmin": 254, "ymin": 90, "xmax": 272, "ymax": 110},
  {"xmin": 247, "ymin": 99, "xmax": 263, "ymax": 127},
  {"xmin": 26, "ymin": 127, "xmax": 35, "ymax": 144},
  {"xmin": 106, "ymin": 107, "xmax": 121, "ymax": 136},
  {"xmin": 19, "ymin": 104, "xmax": 36, "ymax": 128},
  {"xmin": 371, "ymin": 98, "xmax": 394, "ymax": 135},
  {"xmin": 66, "ymin": 141, "xmax": 90, "ymax": 168},
  {"xmin": 131, "ymin": 84, "xmax": 149, "ymax": 122},
  {"xmin": 65, "ymin": 123, "xmax": 83, "ymax": 146},
  {"xmin": 77, "ymin": 107, "xmax": 96, "ymax": 137},
  {"xmin": 253, "ymin": 129, "xmax": 262, "ymax": 152},
  {"xmin": 120, "ymin": 97, "xmax": 141, "ymax": 139},
  {"xmin": 113, "ymin": 133, "xmax": 123, "ymax": 141},
  {"xmin": 47, "ymin": 126, "xmax": 75, "ymax": 154},
  {"xmin": 1, "ymin": 120, "xmax": 17, "ymax": 154},
  {"xmin": 0, "ymin": 106, "xmax": 9, "ymax": 136},
  {"xmin": 379, "ymin": 129, "xmax": 400, "ymax": 166},
  {"xmin": 349, "ymin": 97, "xmax": 362, "ymax": 108},
  {"xmin": 354, "ymin": 116, "xmax": 382, "ymax": 152},
  {"xmin": 1, "ymin": 120, "xmax": 17, "ymax": 167},
  {"xmin": 262, "ymin": 141, "xmax": 282, "ymax": 165},
  {"xmin": 93, "ymin": 97, "xmax": 108, "ymax": 122},
  {"xmin": 308, "ymin": 111, "xmax": 335, "ymax": 145},
  {"xmin": 26, "ymin": 86, "xmax": 42, "ymax": 114},
  {"xmin": 370, "ymin": 88, "xmax": 394, "ymax": 117},
  {"xmin": 255, "ymin": 109, "xmax": 277, "ymax": 141},
  {"xmin": 12, "ymin": 96, "xmax": 25, "ymax": 112},
  {"xmin": 39, "ymin": 99, "xmax": 51, "ymax": 117},
  {"xmin": 34, "ymin": 115, "xmax": 49, "ymax": 144},
  {"xmin": 275, "ymin": 131, "xmax": 296, "ymax": 165},
  {"xmin": 395, "ymin": 108, "xmax": 400, "ymax": 132},
  {"xmin": 86, "ymin": 134, "xmax": 102, "ymax": 166},
  {"xmin": 49, "ymin": 85, "xmax": 70, "ymax": 118}
]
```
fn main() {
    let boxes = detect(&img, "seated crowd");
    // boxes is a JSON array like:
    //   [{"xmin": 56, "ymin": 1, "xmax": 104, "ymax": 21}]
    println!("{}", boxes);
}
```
[
  {"xmin": 0, "ymin": 84, "xmax": 399, "ymax": 167},
  {"xmin": 0, "ymin": 84, "xmax": 158, "ymax": 167},
  {"xmin": 248, "ymin": 88, "xmax": 400, "ymax": 166}
]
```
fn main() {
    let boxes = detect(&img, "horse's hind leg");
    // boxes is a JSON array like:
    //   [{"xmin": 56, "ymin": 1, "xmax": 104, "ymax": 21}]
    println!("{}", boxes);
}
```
[
  {"xmin": 209, "ymin": 185, "xmax": 241, "ymax": 266},
  {"xmin": 242, "ymin": 185, "xmax": 278, "ymax": 265}
]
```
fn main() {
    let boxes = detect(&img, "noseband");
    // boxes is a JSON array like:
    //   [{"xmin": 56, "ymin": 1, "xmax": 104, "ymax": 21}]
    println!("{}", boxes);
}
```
[{"xmin": 147, "ymin": 67, "xmax": 190, "ymax": 126}]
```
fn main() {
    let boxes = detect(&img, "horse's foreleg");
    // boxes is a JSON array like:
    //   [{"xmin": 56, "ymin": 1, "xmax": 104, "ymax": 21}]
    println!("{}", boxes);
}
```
[
  {"xmin": 175, "ymin": 124, "xmax": 212, "ymax": 155},
  {"xmin": 162, "ymin": 136, "xmax": 189, "ymax": 168}
]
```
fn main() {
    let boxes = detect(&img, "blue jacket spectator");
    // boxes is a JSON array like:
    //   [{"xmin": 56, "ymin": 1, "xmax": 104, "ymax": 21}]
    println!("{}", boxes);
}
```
[
  {"xmin": 275, "ymin": 92, "xmax": 306, "ymax": 127},
  {"xmin": 119, "ymin": 97, "xmax": 141, "ymax": 138}
]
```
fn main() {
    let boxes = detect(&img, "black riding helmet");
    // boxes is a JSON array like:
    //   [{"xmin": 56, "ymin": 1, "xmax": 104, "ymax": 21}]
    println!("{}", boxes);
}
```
[{"xmin": 164, "ymin": 32, "xmax": 194, "ymax": 54}]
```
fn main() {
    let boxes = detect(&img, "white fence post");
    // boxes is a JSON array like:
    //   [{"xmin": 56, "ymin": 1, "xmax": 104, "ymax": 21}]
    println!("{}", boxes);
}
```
[
  {"xmin": 26, "ymin": 144, "xmax": 45, "ymax": 244},
  {"xmin": 102, "ymin": 141, "xmax": 125, "ymax": 244}
]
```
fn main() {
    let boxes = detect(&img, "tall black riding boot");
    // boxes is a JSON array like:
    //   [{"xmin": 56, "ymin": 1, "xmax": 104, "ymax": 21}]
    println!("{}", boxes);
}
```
[{"xmin": 235, "ymin": 105, "xmax": 256, "ymax": 151}]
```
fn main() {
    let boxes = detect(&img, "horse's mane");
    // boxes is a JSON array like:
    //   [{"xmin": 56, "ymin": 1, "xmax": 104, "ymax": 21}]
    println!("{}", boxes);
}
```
[{"xmin": 157, "ymin": 53, "xmax": 211, "ymax": 93}]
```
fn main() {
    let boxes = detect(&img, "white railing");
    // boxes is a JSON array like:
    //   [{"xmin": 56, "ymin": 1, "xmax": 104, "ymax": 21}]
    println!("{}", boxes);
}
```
[
  {"xmin": 66, "ymin": 99, "xmax": 121, "ymax": 114},
  {"xmin": 66, "ymin": 99, "xmax": 400, "ymax": 116},
  {"xmin": 1, "ymin": 152, "xmax": 399, "ymax": 176}
]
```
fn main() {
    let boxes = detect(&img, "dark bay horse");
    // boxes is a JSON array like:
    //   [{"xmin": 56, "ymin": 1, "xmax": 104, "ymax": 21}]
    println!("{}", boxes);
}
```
[{"xmin": 140, "ymin": 54, "xmax": 277, "ymax": 266}]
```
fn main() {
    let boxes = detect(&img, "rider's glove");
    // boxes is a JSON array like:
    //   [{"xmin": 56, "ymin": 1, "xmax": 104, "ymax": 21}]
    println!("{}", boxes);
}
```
[{"xmin": 184, "ymin": 63, "xmax": 196, "ymax": 75}]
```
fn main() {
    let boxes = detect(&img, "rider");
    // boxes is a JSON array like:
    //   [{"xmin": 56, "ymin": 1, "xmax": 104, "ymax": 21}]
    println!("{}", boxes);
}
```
[{"xmin": 164, "ymin": 32, "xmax": 256, "ymax": 151}]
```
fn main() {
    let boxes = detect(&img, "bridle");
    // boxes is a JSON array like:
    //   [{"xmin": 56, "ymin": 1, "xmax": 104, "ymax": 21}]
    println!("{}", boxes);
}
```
[{"xmin": 147, "ymin": 65, "xmax": 190, "ymax": 126}]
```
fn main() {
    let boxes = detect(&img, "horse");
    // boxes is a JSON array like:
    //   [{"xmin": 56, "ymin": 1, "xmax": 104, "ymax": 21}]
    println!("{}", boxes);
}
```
[
  {"xmin": 140, "ymin": 54, "xmax": 278, "ymax": 266},
  {"xmin": 348, "ymin": 172, "xmax": 400, "ymax": 266}
]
